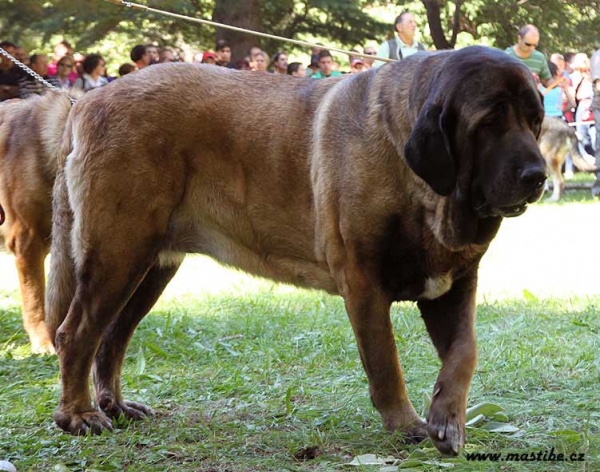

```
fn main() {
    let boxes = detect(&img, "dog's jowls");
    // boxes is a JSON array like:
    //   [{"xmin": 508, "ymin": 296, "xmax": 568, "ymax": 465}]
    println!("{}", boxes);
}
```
[{"xmin": 45, "ymin": 46, "xmax": 546, "ymax": 455}]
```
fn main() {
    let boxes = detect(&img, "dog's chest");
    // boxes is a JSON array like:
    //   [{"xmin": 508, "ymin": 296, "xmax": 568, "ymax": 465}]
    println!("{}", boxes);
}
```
[
  {"xmin": 378, "ymin": 216, "xmax": 483, "ymax": 301},
  {"xmin": 386, "ymin": 251, "xmax": 474, "ymax": 301},
  {"xmin": 418, "ymin": 274, "xmax": 453, "ymax": 300}
]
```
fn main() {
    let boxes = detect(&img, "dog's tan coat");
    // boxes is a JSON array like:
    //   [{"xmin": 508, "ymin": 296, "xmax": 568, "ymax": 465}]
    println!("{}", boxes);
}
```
[{"xmin": 46, "ymin": 46, "xmax": 547, "ymax": 455}]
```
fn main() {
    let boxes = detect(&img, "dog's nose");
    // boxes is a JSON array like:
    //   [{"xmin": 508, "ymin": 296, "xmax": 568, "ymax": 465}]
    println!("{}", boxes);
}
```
[{"xmin": 519, "ymin": 165, "xmax": 546, "ymax": 189}]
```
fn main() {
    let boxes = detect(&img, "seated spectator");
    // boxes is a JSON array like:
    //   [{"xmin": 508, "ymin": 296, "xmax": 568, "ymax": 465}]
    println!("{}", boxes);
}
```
[
  {"xmin": 130, "ymin": 44, "xmax": 151, "ymax": 69},
  {"xmin": 19, "ymin": 53, "xmax": 51, "ymax": 98},
  {"xmin": 215, "ymin": 39, "xmax": 234, "ymax": 68},
  {"xmin": 347, "ymin": 48, "xmax": 361, "ymax": 64},
  {"xmin": 306, "ymin": 56, "xmax": 319, "ymax": 77},
  {"xmin": 72, "ymin": 53, "xmax": 108, "ymax": 92},
  {"xmin": 146, "ymin": 44, "xmax": 159, "ymax": 65},
  {"xmin": 550, "ymin": 52, "xmax": 575, "ymax": 116},
  {"xmin": 252, "ymin": 50, "xmax": 269, "ymax": 72},
  {"xmin": 14, "ymin": 45, "xmax": 29, "ymax": 66},
  {"xmin": 249, "ymin": 46, "xmax": 262, "ymax": 59},
  {"xmin": 363, "ymin": 46, "xmax": 377, "ymax": 68},
  {"xmin": 47, "ymin": 40, "xmax": 73, "ymax": 76},
  {"xmin": 540, "ymin": 61, "xmax": 570, "ymax": 118},
  {"xmin": 235, "ymin": 59, "xmax": 251, "ymax": 70},
  {"xmin": 201, "ymin": 52, "xmax": 217, "ymax": 65},
  {"xmin": 271, "ymin": 51, "xmax": 288, "ymax": 74},
  {"xmin": 311, "ymin": 50, "xmax": 342, "ymax": 79},
  {"xmin": 73, "ymin": 52, "xmax": 85, "ymax": 77},
  {"xmin": 309, "ymin": 45, "xmax": 324, "ymax": 69},
  {"xmin": 350, "ymin": 58, "xmax": 366, "ymax": 74},
  {"xmin": 0, "ymin": 40, "xmax": 23, "ymax": 101},
  {"xmin": 118, "ymin": 63, "xmax": 136, "ymax": 77},
  {"xmin": 49, "ymin": 55, "xmax": 76, "ymax": 90},
  {"xmin": 159, "ymin": 48, "xmax": 176, "ymax": 63},
  {"xmin": 287, "ymin": 62, "xmax": 306, "ymax": 77},
  {"xmin": 572, "ymin": 54, "xmax": 595, "ymax": 154}
]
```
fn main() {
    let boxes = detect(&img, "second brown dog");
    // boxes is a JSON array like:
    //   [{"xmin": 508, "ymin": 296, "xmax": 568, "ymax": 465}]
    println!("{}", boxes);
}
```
[{"xmin": 0, "ymin": 91, "xmax": 72, "ymax": 354}]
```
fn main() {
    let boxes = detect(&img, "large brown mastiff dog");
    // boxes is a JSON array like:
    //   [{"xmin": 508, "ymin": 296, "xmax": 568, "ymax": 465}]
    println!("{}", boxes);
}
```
[
  {"xmin": 46, "ymin": 46, "xmax": 546, "ymax": 455},
  {"xmin": 0, "ymin": 92, "xmax": 73, "ymax": 354}
]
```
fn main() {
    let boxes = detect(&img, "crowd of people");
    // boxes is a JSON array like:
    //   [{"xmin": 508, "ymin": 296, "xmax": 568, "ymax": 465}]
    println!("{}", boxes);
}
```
[
  {"xmin": 503, "ymin": 24, "xmax": 599, "ymax": 193},
  {"xmin": 0, "ymin": 36, "xmax": 382, "ymax": 102},
  {"xmin": 0, "ymin": 12, "xmax": 598, "ymax": 195},
  {"xmin": 0, "ymin": 12, "xmax": 439, "ymax": 101}
]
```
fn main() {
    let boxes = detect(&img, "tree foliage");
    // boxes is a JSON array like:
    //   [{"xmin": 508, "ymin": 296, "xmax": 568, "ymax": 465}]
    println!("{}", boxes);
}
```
[
  {"xmin": 411, "ymin": 0, "xmax": 599, "ymax": 55},
  {"xmin": 0, "ymin": 0, "xmax": 598, "ymax": 68}
]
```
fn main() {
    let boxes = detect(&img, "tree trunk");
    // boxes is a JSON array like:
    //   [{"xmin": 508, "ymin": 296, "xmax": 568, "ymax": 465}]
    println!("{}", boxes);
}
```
[
  {"xmin": 213, "ymin": 0, "xmax": 261, "ymax": 62},
  {"xmin": 422, "ymin": 0, "xmax": 452, "ymax": 50}
]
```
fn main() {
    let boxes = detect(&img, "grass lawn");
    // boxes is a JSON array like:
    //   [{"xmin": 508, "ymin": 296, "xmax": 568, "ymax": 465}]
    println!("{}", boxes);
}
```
[{"xmin": 0, "ymin": 191, "xmax": 599, "ymax": 471}]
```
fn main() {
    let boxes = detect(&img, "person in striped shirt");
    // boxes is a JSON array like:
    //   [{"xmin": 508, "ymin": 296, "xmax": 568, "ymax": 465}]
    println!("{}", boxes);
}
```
[{"xmin": 505, "ymin": 24, "xmax": 551, "ymax": 87}]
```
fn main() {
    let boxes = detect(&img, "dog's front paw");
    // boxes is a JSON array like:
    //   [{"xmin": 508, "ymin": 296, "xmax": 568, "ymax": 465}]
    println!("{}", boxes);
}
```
[
  {"xmin": 426, "ymin": 400, "xmax": 465, "ymax": 456},
  {"xmin": 97, "ymin": 392, "xmax": 153, "ymax": 421},
  {"xmin": 53, "ymin": 409, "xmax": 113, "ymax": 435}
]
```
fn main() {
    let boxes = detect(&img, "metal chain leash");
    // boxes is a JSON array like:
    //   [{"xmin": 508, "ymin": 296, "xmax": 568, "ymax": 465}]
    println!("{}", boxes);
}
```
[{"xmin": 0, "ymin": 46, "xmax": 77, "ymax": 105}]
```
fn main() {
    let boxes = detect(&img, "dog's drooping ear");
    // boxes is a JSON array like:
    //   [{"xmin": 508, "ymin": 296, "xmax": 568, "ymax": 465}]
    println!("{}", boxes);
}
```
[{"xmin": 404, "ymin": 102, "xmax": 457, "ymax": 196}]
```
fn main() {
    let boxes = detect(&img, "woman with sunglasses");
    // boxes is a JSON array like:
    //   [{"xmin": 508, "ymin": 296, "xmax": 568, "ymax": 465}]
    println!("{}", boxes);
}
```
[{"xmin": 49, "ymin": 55, "xmax": 76, "ymax": 90}]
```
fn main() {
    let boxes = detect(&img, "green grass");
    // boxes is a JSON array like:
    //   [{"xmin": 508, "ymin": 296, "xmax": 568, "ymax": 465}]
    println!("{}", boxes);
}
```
[
  {"xmin": 1, "ymin": 286, "xmax": 599, "ymax": 471},
  {"xmin": 541, "ymin": 172, "xmax": 598, "ymax": 205},
  {"xmin": 0, "ymin": 195, "xmax": 599, "ymax": 471}
]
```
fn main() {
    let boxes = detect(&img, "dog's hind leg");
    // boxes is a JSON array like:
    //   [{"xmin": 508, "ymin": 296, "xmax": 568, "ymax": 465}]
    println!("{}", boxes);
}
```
[
  {"xmin": 547, "ymin": 148, "xmax": 567, "ymax": 202},
  {"xmin": 50, "ymin": 163, "xmax": 182, "ymax": 435},
  {"xmin": 417, "ymin": 271, "xmax": 478, "ymax": 456},
  {"xmin": 92, "ymin": 257, "xmax": 183, "ymax": 422},
  {"xmin": 52, "ymin": 226, "xmax": 168, "ymax": 435},
  {"xmin": 5, "ymin": 213, "xmax": 53, "ymax": 354}
]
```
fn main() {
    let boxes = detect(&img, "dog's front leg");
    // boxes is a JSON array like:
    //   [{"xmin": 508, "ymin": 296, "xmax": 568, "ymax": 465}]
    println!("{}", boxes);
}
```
[
  {"xmin": 418, "ymin": 270, "xmax": 478, "ymax": 456},
  {"xmin": 342, "ymin": 269, "xmax": 427, "ymax": 443}
]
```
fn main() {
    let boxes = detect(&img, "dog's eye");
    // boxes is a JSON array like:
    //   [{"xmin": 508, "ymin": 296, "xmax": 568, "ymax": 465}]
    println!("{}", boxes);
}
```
[
  {"xmin": 479, "ymin": 115, "xmax": 496, "ymax": 128},
  {"xmin": 531, "ymin": 116, "xmax": 542, "ymax": 132}
]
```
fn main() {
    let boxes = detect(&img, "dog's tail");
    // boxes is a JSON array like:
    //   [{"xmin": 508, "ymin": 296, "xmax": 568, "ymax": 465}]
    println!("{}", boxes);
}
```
[
  {"xmin": 568, "ymin": 127, "xmax": 597, "ymax": 172},
  {"xmin": 38, "ymin": 91, "xmax": 81, "ymax": 175},
  {"xmin": 44, "ymin": 103, "xmax": 77, "ymax": 345}
]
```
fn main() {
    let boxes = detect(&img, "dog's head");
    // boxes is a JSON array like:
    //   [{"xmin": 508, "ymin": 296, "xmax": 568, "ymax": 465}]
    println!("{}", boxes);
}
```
[{"xmin": 403, "ymin": 46, "xmax": 546, "ymax": 220}]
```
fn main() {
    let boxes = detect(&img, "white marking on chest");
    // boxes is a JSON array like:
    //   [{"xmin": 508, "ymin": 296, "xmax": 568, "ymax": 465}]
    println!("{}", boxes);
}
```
[{"xmin": 419, "ymin": 274, "xmax": 453, "ymax": 300}]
